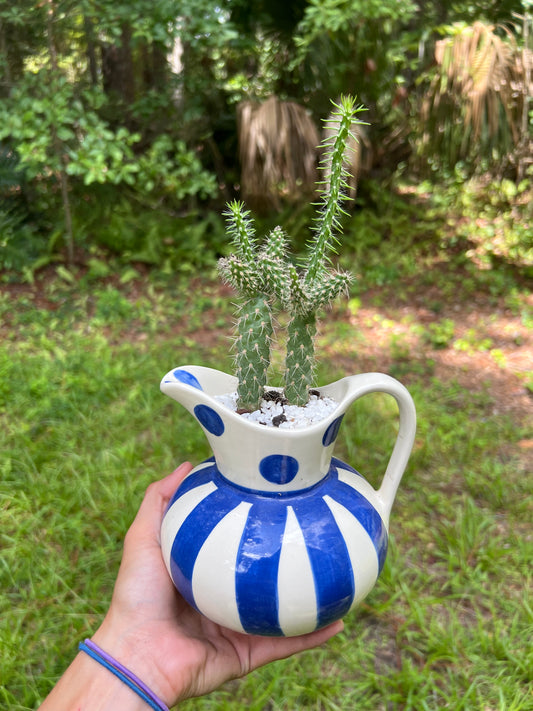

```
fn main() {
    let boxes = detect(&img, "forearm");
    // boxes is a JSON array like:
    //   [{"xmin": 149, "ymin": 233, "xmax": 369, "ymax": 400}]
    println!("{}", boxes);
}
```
[
  {"xmin": 39, "ymin": 613, "xmax": 182, "ymax": 711},
  {"xmin": 38, "ymin": 650, "xmax": 160, "ymax": 711}
]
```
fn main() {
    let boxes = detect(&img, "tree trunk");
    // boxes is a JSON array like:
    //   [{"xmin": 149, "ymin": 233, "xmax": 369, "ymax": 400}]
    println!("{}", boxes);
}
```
[
  {"xmin": 140, "ymin": 41, "xmax": 168, "ymax": 91},
  {"xmin": 151, "ymin": 43, "xmax": 169, "ymax": 88},
  {"xmin": 83, "ymin": 14, "xmax": 99, "ymax": 86},
  {"xmin": 46, "ymin": 0, "xmax": 74, "ymax": 265},
  {"xmin": 101, "ymin": 24, "xmax": 136, "ymax": 106},
  {"xmin": 0, "ymin": 18, "xmax": 11, "ymax": 90},
  {"xmin": 513, "ymin": 10, "xmax": 532, "ymax": 182}
]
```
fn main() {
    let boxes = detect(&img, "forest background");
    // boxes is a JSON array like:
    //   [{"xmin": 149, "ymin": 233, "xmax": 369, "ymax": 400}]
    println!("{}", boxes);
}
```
[{"xmin": 0, "ymin": 0, "xmax": 531, "ymax": 271}]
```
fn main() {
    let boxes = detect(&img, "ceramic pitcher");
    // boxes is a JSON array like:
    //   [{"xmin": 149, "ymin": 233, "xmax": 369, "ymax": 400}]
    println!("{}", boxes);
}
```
[{"xmin": 160, "ymin": 365, "xmax": 416, "ymax": 637}]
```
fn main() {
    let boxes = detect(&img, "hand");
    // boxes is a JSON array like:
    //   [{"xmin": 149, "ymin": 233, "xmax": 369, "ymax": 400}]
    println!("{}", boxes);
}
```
[{"xmin": 92, "ymin": 463, "xmax": 343, "ymax": 707}]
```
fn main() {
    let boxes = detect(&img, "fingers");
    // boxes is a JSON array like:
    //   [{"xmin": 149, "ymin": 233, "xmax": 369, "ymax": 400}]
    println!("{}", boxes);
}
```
[
  {"xmin": 248, "ymin": 619, "xmax": 344, "ymax": 671},
  {"xmin": 157, "ymin": 462, "xmax": 194, "ymax": 500},
  {"xmin": 283, "ymin": 619, "xmax": 344, "ymax": 653},
  {"xmin": 144, "ymin": 462, "xmax": 193, "ymax": 509}
]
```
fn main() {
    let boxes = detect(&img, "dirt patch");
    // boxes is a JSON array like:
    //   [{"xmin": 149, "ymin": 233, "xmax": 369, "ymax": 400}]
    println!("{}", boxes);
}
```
[
  {"xmin": 339, "ymin": 293, "xmax": 533, "ymax": 421},
  {"xmin": 2, "ymin": 264, "xmax": 532, "ymax": 426}
]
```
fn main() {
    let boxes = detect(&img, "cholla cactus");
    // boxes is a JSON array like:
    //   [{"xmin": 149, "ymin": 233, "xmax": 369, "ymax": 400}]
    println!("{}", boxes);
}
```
[
  {"xmin": 218, "ymin": 204, "xmax": 289, "ymax": 409},
  {"xmin": 219, "ymin": 95, "xmax": 367, "ymax": 409}
]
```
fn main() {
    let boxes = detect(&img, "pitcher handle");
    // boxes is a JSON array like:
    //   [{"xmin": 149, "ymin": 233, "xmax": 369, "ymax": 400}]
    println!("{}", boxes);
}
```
[{"xmin": 344, "ymin": 373, "xmax": 416, "ymax": 520}]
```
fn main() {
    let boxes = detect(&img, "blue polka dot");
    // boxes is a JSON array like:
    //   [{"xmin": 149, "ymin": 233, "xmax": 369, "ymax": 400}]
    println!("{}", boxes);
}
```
[
  {"xmin": 259, "ymin": 455, "xmax": 299, "ymax": 485},
  {"xmin": 173, "ymin": 369, "xmax": 203, "ymax": 390},
  {"xmin": 322, "ymin": 415, "xmax": 344, "ymax": 446},
  {"xmin": 194, "ymin": 405, "xmax": 225, "ymax": 436}
]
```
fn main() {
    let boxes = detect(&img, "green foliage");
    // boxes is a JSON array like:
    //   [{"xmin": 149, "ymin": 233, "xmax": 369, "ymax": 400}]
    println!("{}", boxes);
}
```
[
  {"xmin": 0, "ymin": 0, "xmax": 221, "ymax": 265},
  {"xmin": 0, "ymin": 207, "xmax": 42, "ymax": 272},
  {"xmin": 1, "ymin": 0, "xmax": 530, "ymax": 275},
  {"xmin": 0, "ymin": 144, "xmax": 22, "ymax": 193},
  {"xmin": 134, "ymin": 136, "xmax": 217, "ymax": 201},
  {"xmin": 71, "ymin": 196, "xmax": 226, "ymax": 271},
  {"xmin": 292, "ymin": 0, "xmax": 418, "ymax": 118},
  {"xmin": 423, "ymin": 319, "xmax": 456, "ymax": 349},
  {"xmin": 0, "ymin": 72, "xmax": 216, "ymax": 198},
  {"xmin": 85, "ymin": 0, "xmax": 180, "ymax": 44},
  {"xmin": 431, "ymin": 176, "xmax": 533, "ymax": 272},
  {"xmin": 0, "ymin": 64, "xmax": 217, "ymax": 271},
  {"xmin": 296, "ymin": 0, "xmax": 417, "ymax": 41},
  {"xmin": 0, "ymin": 144, "xmax": 44, "ymax": 272}
]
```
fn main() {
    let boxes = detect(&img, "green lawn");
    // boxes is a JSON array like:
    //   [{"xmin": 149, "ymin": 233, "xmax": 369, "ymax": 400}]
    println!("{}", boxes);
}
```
[{"xmin": 1, "ymin": 227, "xmax": 532, "ymax": 709}]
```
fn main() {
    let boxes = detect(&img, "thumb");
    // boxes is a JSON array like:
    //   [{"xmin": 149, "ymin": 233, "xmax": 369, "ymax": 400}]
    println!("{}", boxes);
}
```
[{"xmin": 127, "ymin": 463, "xmax": 194, "ymax": 543}]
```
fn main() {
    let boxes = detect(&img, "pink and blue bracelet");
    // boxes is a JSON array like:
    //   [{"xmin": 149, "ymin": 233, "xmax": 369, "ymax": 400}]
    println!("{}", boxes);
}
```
[{"xmin": 79, "ymin": 638, "xmax": 169, "ymax": 711}]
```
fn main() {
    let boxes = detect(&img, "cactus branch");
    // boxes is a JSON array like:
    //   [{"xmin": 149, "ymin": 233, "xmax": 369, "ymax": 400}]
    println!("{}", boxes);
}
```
[
  {"xmin": 284, "ymin": 313, "xmax": 317, "ymax": 405},
  {"xmin": 260, "ymin": 227, "xmax": 291, "ymax": 306},
  {"xmin": 307, "ymin": 270, "xmax": 352, "ymax": 310},
  {"xmin": 224, "ymin": 200, "xmax": 257, "ymax": 266},
  {"xmin": 218, "ymin": 255, "xmax": 260, "ymax": 296},
  {"xmin": 305, "ymin": 96, "xmax": 367, "ymax": 285},
  {"xmin": 234, "ymin": 296, "xmax": 273, "ymax": 409}
]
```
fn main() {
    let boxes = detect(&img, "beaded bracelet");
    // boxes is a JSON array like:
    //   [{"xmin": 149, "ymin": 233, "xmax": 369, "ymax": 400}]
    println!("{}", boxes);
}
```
[{"xmin": 79, "ymin": 639, "xmax": 169, "ymax": 711}]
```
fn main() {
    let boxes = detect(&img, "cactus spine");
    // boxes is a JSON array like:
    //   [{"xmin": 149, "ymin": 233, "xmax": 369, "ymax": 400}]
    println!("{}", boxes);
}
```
[{"xmin": 219, "ymin": 96, "xmax": 367, "ymax": 409}]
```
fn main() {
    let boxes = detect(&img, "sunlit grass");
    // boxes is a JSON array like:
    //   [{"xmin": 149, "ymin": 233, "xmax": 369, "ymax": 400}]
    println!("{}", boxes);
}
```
[{"xmin": 1, "ymin": 267, "xmax": 531, "ymax": 710}]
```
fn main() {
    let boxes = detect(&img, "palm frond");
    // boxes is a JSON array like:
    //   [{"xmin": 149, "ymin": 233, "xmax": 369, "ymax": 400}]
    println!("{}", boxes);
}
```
[
  {"xmin": 238, "ymin": 96, "xmax": 319, "ymax": 211},
  {"xmin": 420, "ymin": 21, "xmax": 525, "ymax": 171}
]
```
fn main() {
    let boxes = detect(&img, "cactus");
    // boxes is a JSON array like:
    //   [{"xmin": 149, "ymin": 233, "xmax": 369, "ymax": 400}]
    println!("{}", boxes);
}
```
[
  {"xmin": 218, "ymin": 95, "xmax": 367, "ymax": 410},
  {"xmin": 218, "ymin": 203, "xmax": 288, "ymax": 409}
]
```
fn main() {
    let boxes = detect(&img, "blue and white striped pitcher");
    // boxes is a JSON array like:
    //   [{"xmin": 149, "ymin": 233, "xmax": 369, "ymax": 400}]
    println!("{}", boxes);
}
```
[{"xmin": 160, "ymin": 366, "xmax": 416, "ymax": 637}]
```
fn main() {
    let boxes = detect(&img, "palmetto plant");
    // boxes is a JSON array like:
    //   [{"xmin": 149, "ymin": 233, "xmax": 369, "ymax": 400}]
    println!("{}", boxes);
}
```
[
  {"xmin": 420, "ymin": 21, "xmax": 527, "ymax": 170},
  {"xmin": 219, "ymin": 95, "xmax": 367, "ymax": 410},
  {"xmin": 238, "ymin": 96, "xmax": 320, "ymax": 211}
]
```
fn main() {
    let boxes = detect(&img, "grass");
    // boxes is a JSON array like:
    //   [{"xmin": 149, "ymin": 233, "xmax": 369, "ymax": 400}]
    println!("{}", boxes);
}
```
[{"xmin": 1, "ymin": 185, "xmax": 532, "ymax": 709}]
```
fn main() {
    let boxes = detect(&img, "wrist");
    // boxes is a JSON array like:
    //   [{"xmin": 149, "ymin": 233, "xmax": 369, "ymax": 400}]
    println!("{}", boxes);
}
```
[
  {"xmin": 91, "ymin": 615, "xmax": 179, "ymax": 709},
  {"xmin": 39, "ymin": 649, "xmax": 154, "ymax": 711}
]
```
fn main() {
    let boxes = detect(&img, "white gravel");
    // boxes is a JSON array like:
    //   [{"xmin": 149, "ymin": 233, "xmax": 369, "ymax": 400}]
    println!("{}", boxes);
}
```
[{"xmin": 215, "ymin": 390, "xmax": 338, "ymax": 429}]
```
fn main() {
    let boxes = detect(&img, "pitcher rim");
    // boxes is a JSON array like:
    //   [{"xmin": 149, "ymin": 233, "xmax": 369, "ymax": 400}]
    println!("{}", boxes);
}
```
[{"xmin": 160, "ymin": 365, "xmax": 350, "ymax": 438}]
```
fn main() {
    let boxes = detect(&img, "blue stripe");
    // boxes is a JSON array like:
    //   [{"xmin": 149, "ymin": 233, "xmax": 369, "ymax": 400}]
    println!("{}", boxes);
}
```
[
  {"xmin": 165, "ymin": 458, "xmax": 216, "ymax": 513},
  {"xmin": 293, "ymin": 497, "xmax": 355, "ymax": 629},
  {"xmin": 172, "ymin": 369, "xmax": 203, "ymax": 390},
  {"xmin": 235, "ymin": 500, "xmax": 287, "ymax": 636},
  {"xmin": 216, "ymin": 469, "xmax": 331, "ymax": 498},
  {"xmin": 331, "ymin": 456, "xmax": 364, "ymax": 478},
  {"xmin": 327, "ymin": 474, "xmax": 388, "ymax": 572},
  {"xmin": 169, "ymin": 481, "xmax": 242, "ymax": 611}
]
